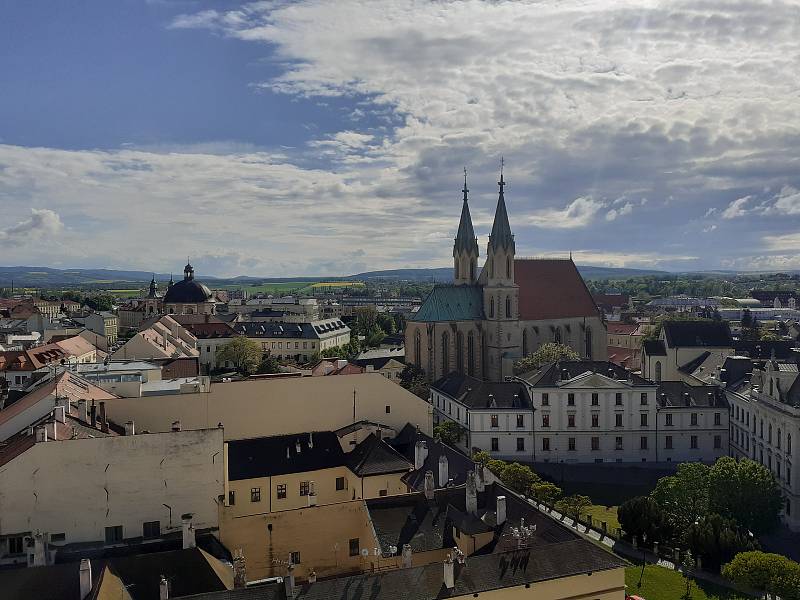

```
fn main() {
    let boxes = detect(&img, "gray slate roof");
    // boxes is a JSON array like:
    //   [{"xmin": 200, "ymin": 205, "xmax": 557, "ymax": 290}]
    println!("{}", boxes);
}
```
[{"xmin": 432, "ymin": 372, "xmax": 532, "ymax": 409}]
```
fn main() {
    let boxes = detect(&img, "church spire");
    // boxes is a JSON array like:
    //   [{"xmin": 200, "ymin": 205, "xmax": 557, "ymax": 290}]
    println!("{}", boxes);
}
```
[
  {"xmin": 454, "ymin": 167, "xmax": 479, "ymax": 257},
  {"xmin": 488, "ymin": 158, "xmax": 515, "ymax": 253}
]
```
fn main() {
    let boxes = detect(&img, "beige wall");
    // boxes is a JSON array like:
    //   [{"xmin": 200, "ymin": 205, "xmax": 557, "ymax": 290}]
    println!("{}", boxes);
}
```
[
  {"xmin": 103, "ymin": 374, "xmax": 433, "ymax": 441},
  {"xmin": 0, "ymin": 429, "xmax": 224, "ymax": 549},
  {"xmin": 466, "ymin": 567, "xmax": 625, "ymax": 600},
  {"xmin": 219, "ymin": 500, "xmax": 378, "ymax": 581}
]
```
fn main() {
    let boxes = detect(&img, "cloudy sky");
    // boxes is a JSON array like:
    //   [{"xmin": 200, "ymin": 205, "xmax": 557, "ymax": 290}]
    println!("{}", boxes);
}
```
[{"xmin": 2, "ymin": 0, "xmax": 799, "ymax": 277}]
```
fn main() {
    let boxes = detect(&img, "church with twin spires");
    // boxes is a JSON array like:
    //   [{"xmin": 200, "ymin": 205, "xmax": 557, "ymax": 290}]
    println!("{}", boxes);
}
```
[{"xmin": 405, "ymin": 169, "xmax": 607, "ymax": 382}]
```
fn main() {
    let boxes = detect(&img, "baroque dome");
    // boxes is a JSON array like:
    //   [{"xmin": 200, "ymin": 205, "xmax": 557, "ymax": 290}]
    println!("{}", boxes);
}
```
[{"xmin": 163, "ymin": 262, "xmax": 213, "ymax": 304}]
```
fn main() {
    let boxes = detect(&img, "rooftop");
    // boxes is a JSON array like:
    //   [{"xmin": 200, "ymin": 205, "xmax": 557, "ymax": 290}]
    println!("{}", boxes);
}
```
[
  {"xmin": 227, "ymin": 431, "xmax": 345, "ymax": 480},
  {"xmin": 662, "ymin": 320, "xmax": 733, "ymax": 348},
  {"xmin": 656, "ymin": 381, "xmax": 728, "ymax": 409},
  {"xmin": 432, "ymin": 373, "xmax": 531, "ymax": 409},
  {"xmin": 345, "ymin": 433, "xmax": 412, "ymax": 476},
  {"xmin": 514, "ymin": 259, "xmax": 600, "ymax": 321},
  {"xmin": 520, "ymin": 360, "xmax": 652, "ymax": 387}
]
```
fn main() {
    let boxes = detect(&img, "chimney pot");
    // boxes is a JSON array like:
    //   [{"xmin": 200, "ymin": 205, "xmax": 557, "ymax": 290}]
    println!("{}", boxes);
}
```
[
  {"xmin": 181, "ymin": 513, "xmax": 196, "ymax": 549},
  {"xmin": 401, "ymin": 544, "xmax": 413, "ymax": 569},
  {"xmin": 79, "ymin": 559, "xmax": 92, "ymax": 599},
  {"xmin": 171, "ymin": 420, "xmax": 181, "ymax": 432},
  {"xmin": 36, "ymin": 426, "xmax": 48, "ymax": 443},
  {"xmin": 496, "ymin": 496, "xmax": 507, "ymax": 525},
  {"xmin": 438, "ymin": 455, "xmax": 449, "ymax": 487},
  {"xmin": 466, "ymin": 470, "xmax": 478, "ymax": 516},
  {"xmin": 159, "ymin": 575, "xmax": 169, "ymax": 600},
  {"xmin": 424, "ymin": 470, "xmax": 435, "ymax": 500},
  {"xmin": 443, "ymin": 554, "xmax": 455, "ymax": 589},
  {"xmin": 124, "ymin": 421, "xmax": 135, "ymax": 436},
  {"xmin": 54, "ymin": 405, "xmax": 66, "ymax": 423}
]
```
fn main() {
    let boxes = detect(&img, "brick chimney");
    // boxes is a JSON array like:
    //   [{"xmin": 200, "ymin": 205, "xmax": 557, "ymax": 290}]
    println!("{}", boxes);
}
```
[{"xmin": 79, "ymin": 559, "xmax": 92, "ymax": 600}]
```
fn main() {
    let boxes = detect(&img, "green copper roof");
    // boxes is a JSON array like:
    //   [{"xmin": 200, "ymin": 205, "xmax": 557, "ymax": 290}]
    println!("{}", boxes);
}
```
[{"xmin": 412, "ymin": 285, "xmax": 485, "ymax": 322}]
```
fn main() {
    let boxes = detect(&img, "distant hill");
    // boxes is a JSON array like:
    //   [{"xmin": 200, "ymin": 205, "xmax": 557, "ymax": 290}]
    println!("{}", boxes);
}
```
[{"xmin": 349, "ymin": 265, "xmax": 668, "ymax": 281}]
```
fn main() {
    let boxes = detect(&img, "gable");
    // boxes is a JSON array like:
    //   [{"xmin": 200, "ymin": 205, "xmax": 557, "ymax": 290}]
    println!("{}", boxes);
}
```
[
  {"xmin": 515, "ymin": 259, "xmax": 600, "ymax": 321},
  {"xmin": 558, "ymin": 372, "xmax": 636, "ymax": 389}
]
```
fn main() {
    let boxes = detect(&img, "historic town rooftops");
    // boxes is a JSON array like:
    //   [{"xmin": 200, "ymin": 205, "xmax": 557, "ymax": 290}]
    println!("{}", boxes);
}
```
[
  {"xmin": 733, "ymin": 340, "xmax": 796, "ymax": 360},
  {"xmin": 413, "ymin": 285, "xmax": 484, "ymax": 322},
  {"xmin": 519, "ymin": 360, "xmax": 652, "ymax": 387},
  {"xmin": 606, "ymin": 322, "xmax": 638, "ymax": 335},
  {"xmin": 227, "ymin": 431, "xmax": 346, "ymax": 480},
  {"xmin": 185, "ymin": 321, "xmax": 239, "ymax": 339},
  {"xmin": 345, "ymin": 433, "xmax": 413, "ymax": 476},
  {"xmin": 662, "ymin": 320, "xmax": 733, "ymax": 348},
  {"xmin": 233, "ymin": 319, "xmax": 348, "ymax": 340},
  {"xmin": 391, "ymin": 423, "xmax": 477, "ymax": 491},
  {"xmin": 432, "ymin": 372, "xmax": 532, "ymax": 409},
  {"xmin": 514, "ymin": 259, "xmax": 600, "ymax": 321},
  {"xmin": 656, "ymin": 381, "xmax": 728, "ymax": 409},
  {"xmin": 642, "ymin": 339, "xmax": 667, "ymax": 356}
]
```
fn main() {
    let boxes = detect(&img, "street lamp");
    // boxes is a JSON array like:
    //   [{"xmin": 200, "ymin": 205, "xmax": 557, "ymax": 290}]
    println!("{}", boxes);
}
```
[{"xmin": 637, "ymin": 532, "xmax": 648, "ymax": 588}]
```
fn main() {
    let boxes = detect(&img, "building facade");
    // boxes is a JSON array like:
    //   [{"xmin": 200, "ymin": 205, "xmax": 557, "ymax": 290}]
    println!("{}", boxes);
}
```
[{"xmin": 405, "ymin": 173, "xmax": 606, "ymax": 382}]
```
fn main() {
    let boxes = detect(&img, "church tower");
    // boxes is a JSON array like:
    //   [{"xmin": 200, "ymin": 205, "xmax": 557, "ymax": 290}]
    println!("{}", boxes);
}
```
[
  {"xmin": 482, "ymin": 161, "xmax": 519, "ymax": 380},
  {"xmin": 453, "ymin": 169, "xmax": 479, "ymax": 285}
]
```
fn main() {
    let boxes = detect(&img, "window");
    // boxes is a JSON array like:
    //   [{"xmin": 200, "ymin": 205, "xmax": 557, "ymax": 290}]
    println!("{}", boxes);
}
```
[
  {"xmin": 714, "ymin": 413, "xmax": 721, "ymax": 426},
  {"xmin": 615, "ymin": 393, "xmax": 623, "ymax": 406},
  {"xmin": 385, "ymin": 405, "xmax": 391, "ymax": 414},
  {"xmin": 456, "ymin": 331, "xmax": 464, "ymax": 373},
  {"xmin": 640, "ymin": 413, "xmax": 648, "ymax": 427},
  {"xmin": 542, "ymin": 393, "xmax": 549, "ymax": 406},
  {"xmin": 517, "ymin": 437, "xmax": 525, "ymax": 451},
  {"xmin": 640, "ymin": 436, "xmax": 648, "ymax": 450},
  {"xmin": 506, "ymin": 256, "xmax": 511, "ymax": 278},
  {"xmin": 50, "ymin": 533, "xmax": 65, "ymax": 542},
  {"xmin": 591, "ymin": 437, "xmax": 600, "ymax": 451},
  {"xmin": 441, "ymin": 331, "xmax": 450, "ymax": 374},
  {"xmin": 275, "ymin": 484, "xmax": 287, "ymax": 499},
  {"xmin": 615, "ymin": 414, "xmax": 623, "ymax": 427},
  {"xmin": 7, "ymin": 536, "xmax": 24, "ymax": 555},
  {"xmin": 788, "ymin": 433, "xmax": 792, "ymax": 453},
  {"xmin": 522, "ymin": 329, "xmax": 528, "ymax": 356},
  {"xmin": 516, "ymin": 414, "xmax": 524, "ymax": 428},
  {"xmin": 300, "ymin": 481, "xmax": 310, "ymax": 496},
  {"xmin": 349, "ymin": 538, "xmax": 360, "ymax": 557},
  {"xmin": 615, "ymin": 437, "xmax": 623, "ymax": 450},
  {"xmin": 542, "ymin": 414, "xmax": 550, "ymax": 428},
  {"xmin": 143, "ymin": 521, "xmax": 161, "ymax": 539},
  {"xmin": 665, "ymin": 436, "xmax": 673, "ymax": 449},
  {"xmin": 665, "ymin": 413, "xmax": 673, "ymax": 426},
  {"xmin": 585, "ymin": 327, "xmax": 593, "ymax": 359},
  {"xmin": 691, "ymin": 436, "xmax": 698, "ymax": 449},
  {"xmin": 592, "ymin": 414, "xmax": 599, "ymax": 428},
  {"xmin": 568, "ymin": 414, "xmax": 576, "ymax": 428},
  {"xmin": 491, "ymin": 438, "xmax": 499, "ymax": 451},
  {"xmin": 554, "ymin": 327, "xmax": 562, "ymax": 344},
  {"xmin": 414, "ymin": 330, "xmax": 421, "ymax": 366},
  {"xmin": 714, "ymin": 435, "xmax": 722, "ymax": 449},
  {"xmin": 778, "ymin": 429, "xmax": 782, "ymax": 449},
  {"xmin": 336, "ymin": 477, "xmax": 345, "ymax": 491},
  {"xmin": 568, "ymin": 437, "xmax": 576, "ymax": 451},
  {"xmin": 490, "ymin": 414, "xmax": 499, "ymax": 428},
  {"xmin": 567, "ymin": 393, "xmax": 575, "ymax": 406},
  {"xmin": 251, "ymin": 487, "xmax": 262, "ymax": 502},
  {"xmin": 542, "ymin": 437, "xmax": 550, "ymax": 451},
  {"xmin": 654, "ymin": 361, "xmax": 662, "ymax": 382},
  {"xmin": 467, "ymin": 331, "xmax": 475, "ymax": 376},
  {"xmin": 505, "ymin": 295, "xmax": 512, "ymax": 318},
  {"xmin": 591, "ymin": 393, "xmax": 599, "ymax": 406},
  {"xmin": 105, "ymin": 526, "xmax": 123, "ymax": 545},
  {"xmin": 640, "ymin": 393, "xmax": 648, "ymax": 405},
  {"xmin": 228, "ymin": 490, "xmax": 236, "ymax": 505},
  {"xmin": 769, "ymin": 424, "xmax": 773, "ymax": 443},
  {"xmin": 760, "ymin": 419, "xmax": 764, "ymax": 438},
  {"xmin": 290, "ymin": 551, "xmax": 301, "ymax": 565},
  {"xmin": 379, "ymin": 489, "xmax": 388, "ymax": 496},
  {"xmin": 691, "ymin": 413, "xmax": 698, "ymax": 426},
  {"xmin": 489, "ymin": 297, "xmax": 494, "ymax": 318}
]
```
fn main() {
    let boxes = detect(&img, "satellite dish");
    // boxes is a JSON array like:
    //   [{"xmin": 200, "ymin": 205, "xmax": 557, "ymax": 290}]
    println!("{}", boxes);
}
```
[
  {"xmin": 389, "ymin": 545, "xmax": 398, "ymax": 555},
  {"xmin": 360, "ymin": 548, "xmax": 369, "ymax": 557}
]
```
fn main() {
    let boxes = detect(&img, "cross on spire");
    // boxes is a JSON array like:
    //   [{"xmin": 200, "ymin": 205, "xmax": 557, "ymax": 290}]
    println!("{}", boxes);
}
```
[
  {"xmin": 462, "ymin": 167, "xmax": 469, "ymax": 201},
  {"xmin": 499, "ymin": 157, "xmax": 505, "ymax": 188}
]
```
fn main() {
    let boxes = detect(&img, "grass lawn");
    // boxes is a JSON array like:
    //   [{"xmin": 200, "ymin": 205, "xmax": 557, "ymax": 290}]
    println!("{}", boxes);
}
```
[
  {"xmin": 222, "ymin": 282, "xmax": 315, "ymax": 295},
  {"xmin": 624, "ymin": 565, "xmax": 752, "ymax": 600},
  {"xmin": 584, "ymin": 504, "xmax": 620, "ymax": 532}
]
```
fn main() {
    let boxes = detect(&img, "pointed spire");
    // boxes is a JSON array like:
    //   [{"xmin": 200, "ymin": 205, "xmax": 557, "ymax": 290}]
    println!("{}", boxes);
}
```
[
  {"xmin": 454, "ymin": 168, "xmax": 479, "ymax": 257},
  {"xmin": 489, "ymin": 157, "xmax": 515, "ymax": 253}
]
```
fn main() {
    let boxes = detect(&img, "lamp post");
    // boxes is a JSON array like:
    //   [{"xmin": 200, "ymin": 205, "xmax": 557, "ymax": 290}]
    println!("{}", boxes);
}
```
[{"xmin": 637, "ymin": 532, "xmax": 648, "ymax": 588}]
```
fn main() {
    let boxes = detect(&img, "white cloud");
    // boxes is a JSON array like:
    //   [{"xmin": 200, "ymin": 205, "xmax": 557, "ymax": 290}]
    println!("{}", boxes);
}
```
[
  {"xmin": 564, "ymin": 250, "xmax": 698, "ymax": 268},
  {"xmin": 769, "ymin": 185, "xmax": 800, "ymax": 215},
  {"xmin": 763, "ymin": 232, "xmax": 800, "ymax": 252},
  {"xmin": 721, "ymin": 196, "xmax": 752, "ymax": 219},
  {"xmin": 0, "ymin": 208, "xmax": 64, "ymax": 245},
  {"xmin": 605, "ymin": 201, "xmax": 634, "ymax": 221},
  {"xmin": 528, "ymin": 197, "xmax": 605, "ymax": 229}
]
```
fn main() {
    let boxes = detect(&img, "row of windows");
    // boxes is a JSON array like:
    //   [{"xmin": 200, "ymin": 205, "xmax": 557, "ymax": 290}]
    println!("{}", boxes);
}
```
[
  {"xmin": 751, "ymin": 445, "xmax": 793, "ymax": 485},
  {"xmin": 541, "ymin": 391, "xmax": 649, "ymax": 406},
  {"xmin": 733, "ymin": 404, "xmax": 793, "ymax": 453},
  {"xmin": 233, "ymin": 477, "xmax": 348, "ymax": 504},
  {"xmin": 103, "ymin": 521, "xmax": 161, "ymax": 545},
  {"xmin": 534, "ymin": 435, "xmax": 721, "ymax": 452},
  {"xmin": 285, "ymin": 536, "xmax": 363, "ymax": 566},
  {"xmin": 490, "ymin": 437, "xmax": 527, "ymax": 451}
]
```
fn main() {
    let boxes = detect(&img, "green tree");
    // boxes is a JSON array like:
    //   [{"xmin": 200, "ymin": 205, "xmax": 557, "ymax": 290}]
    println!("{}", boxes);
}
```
[
  {"xmin": 399, "ymin": 364, "xmax": 429, "ymax": 400},
  {"xmin": 529, "ymin": 480, "xmax": 562, "ymax": 504},
  {"xmin": 499, "ymin": 462, "xmax": 538, "ymax": 494},
  {"xmin": 555, "ymin": 494, "xmax": 593, "ymax": 522},
  {"xmin": 651, "ymin": 462, "xmax": 710, "ymax": 537},
  {"xmin": 708, "ymin": 457, "xmax": 783, "ymax": 535},
  {"xmin": 257, "ymin": 354, "xmax": 280, "ymax": 374},
  {"xmin": 686, "ymin": 514, "xmax": 759, "ymax": 573},
  {"xmin": 433, "ymin": 420, "xmax": 464, "ymax": 446},
  {"xmin": 217, "ymin": 336, "xmax": 262, "ymax": 375},
  {"xmin": 485, "ymin": 459, "xmax": 508, "ymax": 479},
  {"xmin": 85, "ymin": 294, "xmax": 114, "ymax": 311},
  {"xmin": 472, "ymin": 450, "xmax": 491, "ymax": 467},
  {"xmin": 722, "ymin": 551, "xmax": 800, "ymax": 600},
  {"xmin": 618, "ymin": 496, "xmax": 669, "ymax": 546},
  {"xmin": 513, "ymin": 343, "xmax": 580, "ymax": 375}
]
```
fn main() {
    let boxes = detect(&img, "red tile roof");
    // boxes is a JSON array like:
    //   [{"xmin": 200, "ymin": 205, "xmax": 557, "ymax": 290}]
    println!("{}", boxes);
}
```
[
  {"xmin": 515, "ymin": 259, "xmax": 601, "ymax": 321},
  {"xmin": 607, "ymin": 323, "xmax": 638, "ymax": 335}
]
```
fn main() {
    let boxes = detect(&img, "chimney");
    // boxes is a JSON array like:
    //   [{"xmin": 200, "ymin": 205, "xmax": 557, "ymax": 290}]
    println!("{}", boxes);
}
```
[
  {"xmin": 159, "ymin": 576, "xmax": 169, "ymax": 600},
  {"xmin": 476, "ymin": 465, "xmax": 486, "ymax": 492},
  {"xmin": 90, "ymin": 401, "xmax": 97, "ymax": 428},
  {"xmin": 308, "ymin": 481, "xmax": 317, "ymax": 506},
  {"xmin": 32, "ymin": 532, "xmax": 47, "ymax": 566},
  {"xmin": 443, "ymin": 554, "xmax": 455, "ymax": 590},
  {"xmin": 284, "ymin": 564, "xmax": 295, "ymax": 597},
  {"xmin": 466, "ymin": 470, "xmax": 478, "ymax": 516},
  {"xmin": 424, "ymin": 470, "xmax": 435, "ymax": 500},
  {"xmin": 99, "ymin": 401, "xmax": 108, "ymax": 433},
  {"xmin": 124, "ymin": 420, "xmax": 135, "ymax": 436},
  {"xmin": 171, "ymin": 420, "xmax": 181, "ymax": 432},
  {"xmin": 181, "ymin": 513, "xmax": 196, "ymax": 549},
  {"xmin": 77, "ymin": 399, "xmax": 88, "ymax": 423},
  {"xmin": 401, "ymin": 544, "xmax": 413, "ymax": 568},
  {"xmin": 53, "ymin": 405, "xmax": 66, "ymax": 424},
  {"xmin": 414, "ymin": 440, "xmax": 428, "ymax": 470},
  {"xmin": 46, "ymin": 421, "xmax": 58, "ymax": 441},
  {"xmin": 496, "ymin": 495, "xmax": 507, "ymax": 525},
  {"xmin": 438, "ymin": 455, "xmax": 449, "ymax": 487},
  {"xmin": 35, "ymin": 426, "xmax": 48, "ymax": 443},
  {"xmin": 232, "ymin": 550, "xmax": 247, "ymax": 588},
  {"xmin": 308, "ymin": 432, "xmax": 313, "ymax": 448},
  {"xmin": 375, "ymin": 428, "xmax": 382, "ymax": 441},
  {"xmin": 79, "ymin": 559, "xmax": 92, "ymax": 599},
  {"xmin": 296, "ymin": 439, "xmax": 302, "ymax": 454},
  {"xmin": 308, "ymin": 570, "xmax": 317, "ymax": 584},
  {"xmin": 683, "ymin": 392, "xmax": 691, "ymax": 407}
]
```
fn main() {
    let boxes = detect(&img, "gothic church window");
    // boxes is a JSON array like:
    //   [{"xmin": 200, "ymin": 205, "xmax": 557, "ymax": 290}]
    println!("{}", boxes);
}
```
[
  {"xmin": 506, "ymin": 256, "xmax": 511, "ymax": 278},
  {"xmin": 505, "ymin": 296, "xmax": 511, "ymax": 318},
  {"xmin": 489, "ymin": 297, "xmax": 494, "ymax": 318},
  {"xmin": 554, "ymin": 327, "xmax": 562, "ymax": 344},
  {"xmin": 441, "ymin": 331, "xmax": 450, "ymax": 374},
  {"xmin": 456, "ymin": 331, "xmax": 464, "ymax": 373},
  {"xmin": 522, "ymin": 329, "xmax": 528, "ymax": 356},
  {"xmin": 467, "ymin": 332, "xmax": 475, "ymax": 376},
  {"xmin": 414, "ymin": 330, "xmax": 421, "ymax": 366},
  {"xmin": 585, "ymin": 327, "xmax": 592, "ymax": 359}
]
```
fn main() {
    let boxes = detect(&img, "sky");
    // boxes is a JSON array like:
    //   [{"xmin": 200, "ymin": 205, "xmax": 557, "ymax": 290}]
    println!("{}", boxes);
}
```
[{"xmin": 1, "ymin": 0, "xmax": 800, "ymax": 277}]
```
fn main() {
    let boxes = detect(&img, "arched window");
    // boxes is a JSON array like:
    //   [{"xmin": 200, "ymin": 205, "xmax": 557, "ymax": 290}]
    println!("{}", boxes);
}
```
[
  {"xmin": 489, "ymin": 296, "xmax": 494, "ymax": 318},
  {"xmin": 414, "ymin": 330, "xmax": 421, "ymax": 366},
  {"xmin": 788, "ymin": 433, "xmax": 792, "ymax": 453},
  {"xmin": 554, "ymin": 327, "xmax": 562, "ymax": 344},
  {"xmin": 522, "ymin": 329, "xmax": 529, "ymax": 356},
  {"xmin": 456, "ymin": 331, "xmax": 464, "ymax": 373},
  {"xmin": 470, "ymin": 260, "xmax": 475, "ymax": 281},
  {"xmin": 441, "ymin": 331, "xmax": 450, "ymax": 375},
  {"xmin": 655, "ymin": 361, "xmax": 662, "ymax": 382},
  {"xmin": 770, "ymin": 377, "xmax": 774, "ymax": 396},
  {"xmin": 505, "ymin": 296, "xmax": 512, "ymax": 318},
  {"xmin": 506, "ymin": 256, "xmax": 511, "ymax": 278},
  {"xmin": 467, "ymin": 331, "xmax": 475, "ymax": 376},
  {"xmin": 585, "ymin": 327, "xmax": 593, "ymax": 359},
  {"xmin": 778, "ymin": 428, "xmax": 782, "ymax": 449}
]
